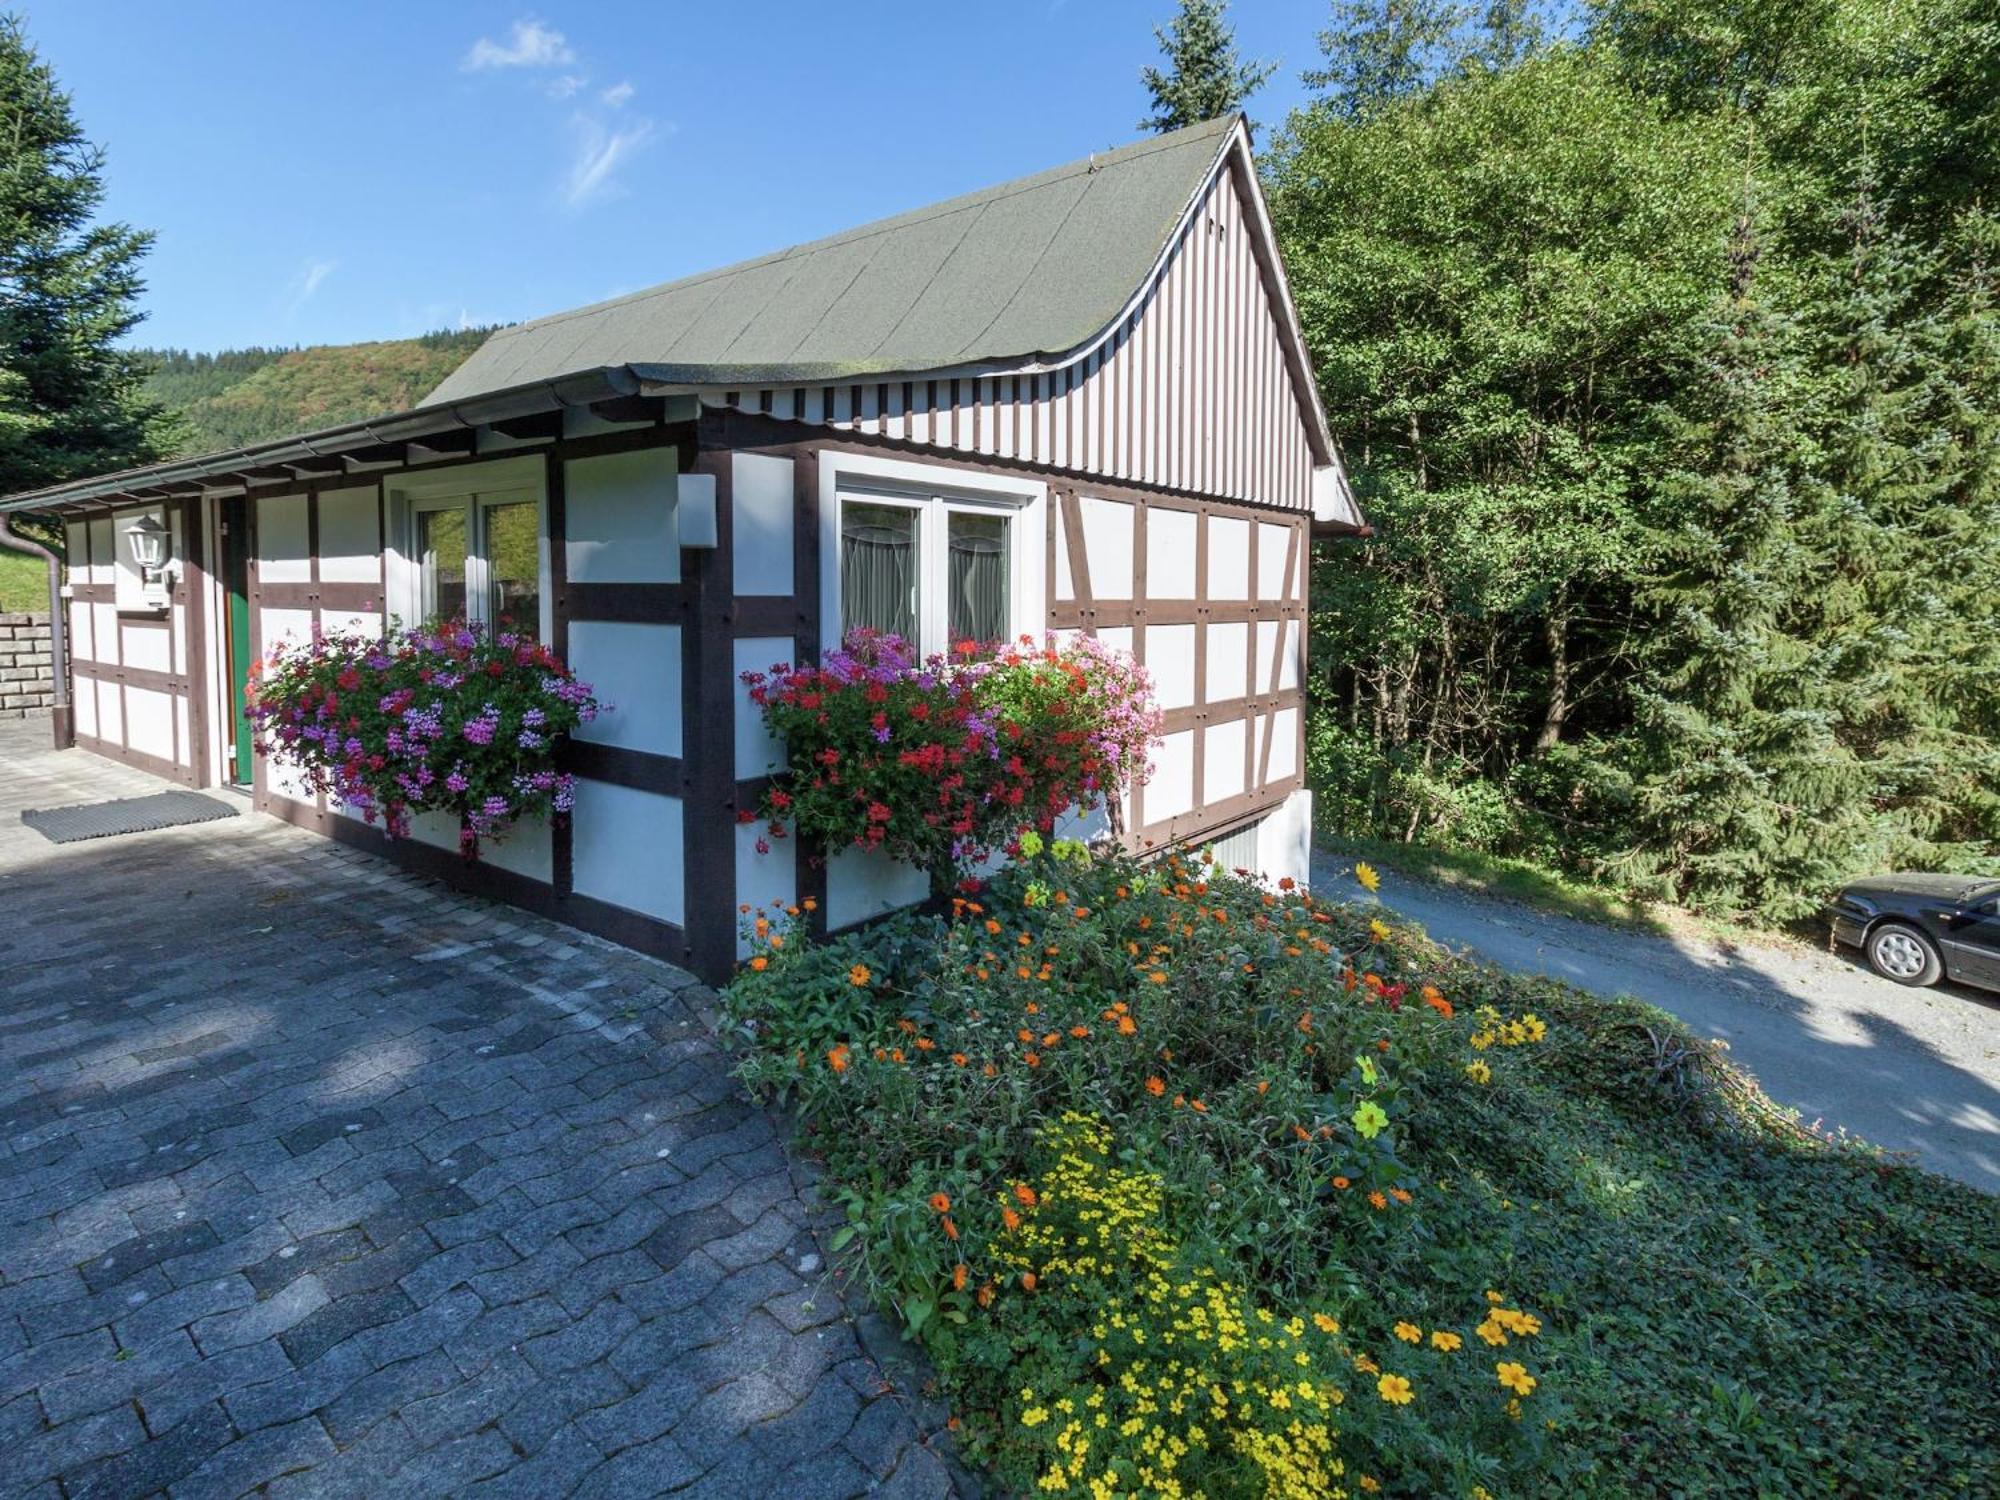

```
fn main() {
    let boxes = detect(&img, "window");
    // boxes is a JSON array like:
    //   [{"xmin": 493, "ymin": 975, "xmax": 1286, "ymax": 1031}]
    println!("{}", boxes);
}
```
[
  {"xmin": 407, "ymin": 480, "xmax": 545, "ymax": 638},
  {"xmin": 838, "ymin": 491, "xmax": 1015, "ymax": 655}
]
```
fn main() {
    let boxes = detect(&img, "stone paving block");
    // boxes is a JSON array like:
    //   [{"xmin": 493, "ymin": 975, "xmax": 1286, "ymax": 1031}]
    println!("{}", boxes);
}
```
[
  {"xmin": 76, "ymin": 1219, "xmax": 220, "ymax": 1294},
  {"xmin": 398, "ymin": 1233, "xmax": 521, "ymax": 1308},
  {"xmin": 12, "ymin": 1402, "xmax": 147, "ymax": 1488},
  {"xmin": 135, "ymin": 1338, "xmax": 297, "ymax": 1435},
  {"xmin": 262, "ymin": 1413, "xmax": 423, "ymax": 1500},
  {"xmin": 279, "ymin": 1285, "xmax": 415, "ymax": 1367},
  {"xmin": 241, "ymin": 1226, "xmax": 370, "ymax": 1297},
  {"xmin": 569, "ymin": 1431, "xmax": 704, "ymax": 1500},
  {"xmin": 63, "ymin": 1397, "xmax": 236, "ymax": 1500},
  {"xmin": 397, "ymin": 1347, "xmax": 539, "ymax": 1447},
  {"xmin": 165, "ymin": 1413, "xmax": 338, "ymax": 1499},
  {"xmin": 386, "ymin": 1425, "xmax": 517, "ymax": 1497},
  {"xmin": 37, "ymin": 1327, "xmax": 199, "ymax": 1425},
  {"xmin": 319, "ymin": 1348, "xmax": 462, "ymax": 1445}
]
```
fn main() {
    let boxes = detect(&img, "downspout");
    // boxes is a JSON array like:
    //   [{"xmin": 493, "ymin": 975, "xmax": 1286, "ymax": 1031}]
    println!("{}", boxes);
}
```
[{"xmin": 0, "ymin": 513, "xmax": 72, "ymax": 749}]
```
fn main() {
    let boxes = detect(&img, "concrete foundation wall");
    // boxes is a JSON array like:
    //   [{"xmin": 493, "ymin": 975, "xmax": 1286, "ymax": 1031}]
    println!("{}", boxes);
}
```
[{"xmin": 0, "ymin": 612, "xmax": 55, "ymax": 718}]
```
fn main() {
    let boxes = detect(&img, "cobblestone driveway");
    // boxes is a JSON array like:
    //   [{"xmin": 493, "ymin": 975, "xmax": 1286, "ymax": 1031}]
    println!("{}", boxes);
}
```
[{"xmin": 0, "ymin": 719, "xmax": 956, "ymax": 1498}]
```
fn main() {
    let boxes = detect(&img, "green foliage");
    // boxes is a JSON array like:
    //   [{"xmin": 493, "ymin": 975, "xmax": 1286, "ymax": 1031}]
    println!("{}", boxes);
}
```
[
  {"xmin": 1138, "ymin": 0, "xmax": 1275, "ymax": 132},
  {"xmin": 1275, "ymin": 0, "xmax": 2000, "ymax": 921},
  {"xmin": 134, "ymin": 328, "xmax": 495, "ymax": 458},
  {"xmin": 0, "ymin": 14, "xmax": 176, "ymax": 499},
  {"xmin": 729, "ymin": 856, "xmax": 1997, "ymax": 1495}
]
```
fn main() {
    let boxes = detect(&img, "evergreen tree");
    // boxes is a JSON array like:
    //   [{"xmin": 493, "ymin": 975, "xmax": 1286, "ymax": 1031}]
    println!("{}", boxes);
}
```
[
  {"xmin": 0, "ymin": 13, "xmax": 173, "ymax": 505},
  {"xmin": 1139, "ymin": 0, "xmax": 1275, "ymax": 133},
  {"xmin": 1619, "ymin": 189, "xmax": 1878, "ymax": 916}
]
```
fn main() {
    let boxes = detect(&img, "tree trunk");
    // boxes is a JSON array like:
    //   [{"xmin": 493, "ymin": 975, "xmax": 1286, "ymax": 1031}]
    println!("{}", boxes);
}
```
[{"xmin": 1535, "ymin": 602, "xmax": 1571, "ymax": 754}]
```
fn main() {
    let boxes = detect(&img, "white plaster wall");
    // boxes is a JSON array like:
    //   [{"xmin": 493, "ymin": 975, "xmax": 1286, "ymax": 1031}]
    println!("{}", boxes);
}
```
[
  {"xmin": 1053, "ymin": 502, "xmax": 1072, "ymax": 602},
  {"xmin": 1257, "ymin": 522, "xmax": 1292, "ymax": 599},
  {"xmin": 95, "ymin": 679, "xmax": 121, "ymax": 744},
  {"xmin": 1255, "ymin": 787, "xmax": 1314, "ymax": 889},
  {"xmin": 73, "ymin": 671, "xmax": 97, "ymax": 737},
  {"xmin": 1148, "ymin": 624, "xmax": 1196, "ymax": 710},
  {"xmin": 566, "ymin": 448, "xmax": 679, "ymax": 583},
  {"xmin": 257, "ymin": 495, "xmax": 311, "ymax": 582},
  {"xmin": 733, "ymin": 636, "xmax": 791, "ymax": 779},
  {"xmin": 572, "ymin": 779, "xmax": 685, "ymax": 924},
  {"xmin": 1078, "ymin": 497, "xmax": 1134, "ymax": 598},
  {"xmin": 568, "ymin": 621, "xmax": 682, "ymax": 756},
  {"xmin": 121, "ymin": 624, "xmax": 171, "ymax": 674},
  {"xmin": 483, "ymin": 813, "xmax": 553, "ymax": 884},
  {"xmin": 826, "ymin": 843, "xmax": 930, "ymax": 931},
  {"xmin": 1206, "ymin": 621, "xmax": 1248, "ymax": 704},
  {"xmin": 125, "ymin": 687, "xmax": 165, "ymax": 763},
  {"xmin": 1261, "ymin": 706, "xmax": 1300, "ymax": 783},
  {"xmin": 90, "ymin": 603, "xmax": 117, "ymax": 665},
  {"xmin": 174, "ymin": 696, "xmax": 190, "ymax": 769},
  {"xmin": 1255, "ymin": 620, "xmax": 1279, "ymax": 694},
  {"xmin": 322, "ymin": 609, "xmax": 384, "ymax": 639},
  {"xmin": 731, "ymin": 453, "xmax": 794, "ymax": 596},
  {"xmin": 67, "ymin": 600, "xmax": 92, "ymax": 664},
  {"xmin": 1278, "ymin": 620, "xmax": 1301, "ymax": 691},
  {"xmin": 260, "ymin": 607, "xmax": 314, "ymax": 651},
  {"xmin": 1207, "ymin": 516, "xmax": 1250, "ymax": 601},
  {"xmin": 1148, "ymin": 728, "xmax": 1196, "ymax": 822},
  {"xmin": 1097, "ymin": 625, "xmax": 1133, "ymax": 657},
  {"xmin": 1146, "ymin": 507, "xmax": 1198, "ymax": 597},
  {"xmin": 735, "ymin": 819, "xmax": 797, "ymax": 957},
  {"xmin": 85, "ymin": 517, "xmax": 114, "ymax": 586},
  {"xmin": 318, "ymin": 487, "xmax": 381, "ymax": 583},
  {"xmin": 1204, "ymin": 719, "xmax": 1247, "ymax": 803}
]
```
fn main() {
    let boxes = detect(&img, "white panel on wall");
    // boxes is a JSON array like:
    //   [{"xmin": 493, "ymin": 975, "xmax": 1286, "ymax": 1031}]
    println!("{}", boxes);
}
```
[
  {"xmin": 257, "ymin": 494, "xmax": 311, "ymax": 583},
  {"xmin": 64, "ymin": 521, "xmax": 86, "ymax": 576},
  {"xmin": 733, "ymin": 636, "xmax": 791, "ymax": 779},
  {"xmin": 1256, "ymin": 788, "xmax": 1315, "ymax": 890},
  {"xmin": 121, "ymin": 624, "xmax": 171, "ymax": 674},
  {"xmin": 1097, "ymin": 626, "xmax": 1133, "ymax": 657},
  {"xmin": 1148, "ymin": 624, "xmax": 1196, "ymax": 710},
  {"xmin": 1147, "ymin": 728, "xmax": 1196, "ymax": 822},
  {"xmin": 1206, "ymin": 621, "xmax": 1248, "ymax": 704},
  {"xmin": 1208, "ymin": 516, "xmax": 1250, "ymax": 601},
  {"xmin": 1146, "ymin": 507, "xmax": 1198, "ymax": 598},
  {"xmin": 405, "ymin": 809, "xmax": 460, "ymax": 853},
  {"xmin": 731, "ymin": 453, "xmax": 794, "ymax": 596},
  {"xmin": 571, "ymin": 779, "xmax": 684, "ymax": 924},
  {"xmin": 1053, "ymin": 503, "xmax": 1073, "ymax": 601},
  {"xmin": 484, "ymin": 814, "xmax": 554, "ymax": 884},
  {"xmin": 68, "ymin": 601, "xmax": 91, "ymax": 664},
  {"xmin": 1279, "ymin": 620, "xmax": 1301, "ymax": 691},
  {"xmin": 566, "ymin": 448, "xmax": 679, "ymax": 583},
  {"xmin": 174, "ymin": 696, "xmax": 190, "ymax": 768},
  {"xmin": 124, "ymin": 686, "xmax": 174, "ymax": 761},
  {"xmin": 90, "ymin": 603, "xmax": 117, "ymax": 664},
  {"xmin": 317, "ymin": 486, "xmax": 381, "ymax": 583},
  {"xmin": 323, "ymin": 610, "xmax": 383, "ymax": 639},
  {"xmin": 260, "ymin": 608, "xmax": 315, "ymax": 652},
  {"xmin": 1257, "ymin": 522, "xmax": 1292, "ymax": 600},
  {"xmin": 1204, "ymin": 720, "xmax": 1247, "ymax": 803},
  {"xmin": 96, "ymin": 679, "xmax": 121, "ymax": 744},
  {"xmin": 86, "ymin": 517, "xmax": 114, "ymax": 585},
  {"xmin": 826, "ymin": 843, "xmax": 930, "ymax": 931},
  {"xmin": 171, "ymin": 601, "xmax": 186, "ymax": 675},
  {"xmin": 1266, "ymin": 706, "xmax": 1299, "ymax": 782},
  {"xmin": 1078, "ymin": 497, "xmax": 1134, "ymax": 598},
  {"xmin": 568, "ymin": 621, "xmax": 682, "ymax": 756},
  {"xmin": 735, "ymin": 820, "xmax": 797, "ymax": 957},
  {"xmin": 73, "ymin": 673, "xmax": 97, "ymax": 737},
  {"xmin": 1255, "ymin": 620, "xmax": 1279, "ymax": 694}
]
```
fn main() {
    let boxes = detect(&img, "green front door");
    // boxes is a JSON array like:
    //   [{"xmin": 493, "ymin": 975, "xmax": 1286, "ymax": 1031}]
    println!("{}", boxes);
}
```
[{"xmin": 222, "ymin": 503, "xmax": 253, "ymax": 783}]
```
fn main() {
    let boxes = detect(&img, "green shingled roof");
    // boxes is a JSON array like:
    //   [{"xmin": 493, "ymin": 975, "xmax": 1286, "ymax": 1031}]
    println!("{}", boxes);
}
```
[{"xmin": 424, "ymin": 115, "xmax": 1239, "ymax": 406}]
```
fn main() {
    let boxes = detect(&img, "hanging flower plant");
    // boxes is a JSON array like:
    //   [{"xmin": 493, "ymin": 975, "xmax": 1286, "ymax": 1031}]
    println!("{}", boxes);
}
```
[
  {"xmin": 742, "ymin": 630, "xmax": 1160, "ymax": 895},
  {"xmin": 248, "ymin": 619, "xmax": 601, "ymax": 855}
]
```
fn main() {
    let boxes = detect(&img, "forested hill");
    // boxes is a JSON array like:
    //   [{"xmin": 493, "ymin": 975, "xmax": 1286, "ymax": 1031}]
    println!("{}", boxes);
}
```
[{"xmin": 136, "ymin": 327, "xmax": 497, "ymax": 457}]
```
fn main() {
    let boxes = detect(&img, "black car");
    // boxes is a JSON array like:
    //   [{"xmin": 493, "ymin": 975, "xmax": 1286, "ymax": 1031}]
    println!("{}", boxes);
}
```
[{"xmin": 1827, "ymin": 874, "xmax": 2000, "ymax": 992}]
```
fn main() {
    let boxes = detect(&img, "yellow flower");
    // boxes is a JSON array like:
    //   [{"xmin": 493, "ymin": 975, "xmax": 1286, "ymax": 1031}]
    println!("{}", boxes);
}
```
[
  {"xmin": 1369, "ymin": 918, "xmax": 1392, "ymax": 944},
  {"xmin": 1393, "ymin": 1322, "xmax": 1422, "ymax": 1344},
  {"xmin": 1463, "ymin": 1060, "xmax": 1492, "ymax": 1085},
  {"xmin": 1375, "ymin": 1373, "xmax": 1414, "ymax": 1405},
  {"xmin": 847, "ymin": 962, "xmax": 871, "ymax": 987},
  {"xmin": 1496, "ymin": 1361, "xmax": 1538, "ymax": 1397},
  {"xmin": 1354, "ymin": 861, "xmax": 1381, "ymax": 893},
  {"xmin": 1476, "ymin": 1317, "xmax": 1508, "ymax": 1347},
  {"xmin": 1430, "ymin": 1330, "xmax": 1463, "ymax": 1352},
  {"xmin": 1312, "ymin": 1313, "xmax": 1339, "ymax": 1334}
]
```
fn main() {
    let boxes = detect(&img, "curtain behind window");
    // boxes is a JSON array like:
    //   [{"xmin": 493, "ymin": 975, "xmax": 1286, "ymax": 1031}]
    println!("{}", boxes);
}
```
[
  {"xmin": 948, "ymin": 529, "xmax": 1007, "ymax": 646},
  {"xmin": 841, "ymin": 507, "xmax": 918, "ymax": 642}
]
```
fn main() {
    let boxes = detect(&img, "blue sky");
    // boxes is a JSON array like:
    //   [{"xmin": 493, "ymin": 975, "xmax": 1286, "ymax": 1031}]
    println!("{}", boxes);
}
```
[{"xmin": 23, "ymin": 2, "xmax": 1334, "ymax": 353}]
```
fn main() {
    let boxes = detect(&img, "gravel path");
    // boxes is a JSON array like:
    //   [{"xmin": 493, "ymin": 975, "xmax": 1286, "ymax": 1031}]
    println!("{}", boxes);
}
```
[{"xmin": 1311, "ymin": 848, "xmax": 2000, "ymax": 1193}]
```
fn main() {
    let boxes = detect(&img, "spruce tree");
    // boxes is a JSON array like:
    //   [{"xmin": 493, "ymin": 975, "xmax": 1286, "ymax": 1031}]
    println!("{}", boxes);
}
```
[
  {"xmin": 0, "ymin": 14, "xmax": 172, "ymax": 506},
  {"xmin": 1622, "ymin": 189, "xmax": 1877, "ymax": 916},
  {"xmin": 1139, "ymin": 0, "xmax": 1275, "ymax": 133}
]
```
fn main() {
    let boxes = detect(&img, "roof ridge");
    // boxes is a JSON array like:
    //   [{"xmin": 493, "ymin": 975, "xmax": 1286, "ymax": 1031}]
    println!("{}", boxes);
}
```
[{"xmin": 486, "ymin": 116, "xmax": 1238, "ymax": 344}]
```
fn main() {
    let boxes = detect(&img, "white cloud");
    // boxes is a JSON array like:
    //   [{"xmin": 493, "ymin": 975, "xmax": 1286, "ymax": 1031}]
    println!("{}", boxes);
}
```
[
  {"xmin": 462, "ymin": 19, "xmax": 574, "ymax": 71},
  {"xmin": 599, "ymin": 80, "xmax": 634, "ymax": 108},
  {"xmin": 285, "ymin": 258, "xmax": 337, "ymax": 316},
  {"xmin": 564, "ymin": 115, "xmax": 656, "ymax": 208},
  {"xmin": 545, "ymin": 73, "xmax": 584, "ymax": 100}
]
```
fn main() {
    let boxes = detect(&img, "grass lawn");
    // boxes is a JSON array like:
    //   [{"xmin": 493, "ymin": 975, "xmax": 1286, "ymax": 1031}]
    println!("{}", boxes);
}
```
[
  {"xmin": 0, "ymin": 550, "xmax": 50, "ymax": 613},
  {"xmin": 725, "ymin": 850, "xmax": 1997, "ymax": 1498}
]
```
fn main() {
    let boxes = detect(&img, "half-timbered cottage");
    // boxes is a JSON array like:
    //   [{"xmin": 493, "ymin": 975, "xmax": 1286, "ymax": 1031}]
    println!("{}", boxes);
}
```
[{"xmin": 0, "ymin": 113, "xmax": 1361, "ymax": 982}]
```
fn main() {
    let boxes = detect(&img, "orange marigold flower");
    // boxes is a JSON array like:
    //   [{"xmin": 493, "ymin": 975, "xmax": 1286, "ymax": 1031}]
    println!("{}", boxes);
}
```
[
  {"xmin": 952, "ymin": 1263, "xmax": 968, "ymax": 1291},
  {"xmin": 848, "ymin": 963, "xmax": 871, "ymax": 987},
  {"xmin": 827, "ymin": 1044, "xmax": 850, "ymax": 1073},
  {"xmin": 1256, "ymin": 1080, "xmax": 1271, "ymax": 1095},
  {"xmin": 1001, "ymin": 1207, "xmax": 1022, "ymax": 1232},
  {"xmin": 1069, "ymin": 1025, "xmax": 1089, "ymax": 1039},
  {"xmin": 915, "ymin": 1037, "xmax": 935, "ymax": 1052},
  {"xmin": 1332, "ymin": 1176, "xmax": 1351, "ymax": 1190},
  {"xmin": 1020, "ymin": 1272, "xmax": 1037, "ymax": 1292},
  {"xmin": 928, "ymin": 1192, "xmax": 952, "ymax": 1214},
  {"xmin": 1023, "ymin": 1052, "xmax": 1041, "ymax": 1067},
  {"xmin": 801, "ymin": 897, "xmax": 817, "ymax": 912},
  {"xmin": 941, "ymin": 1215, "xmax": 959, "ymax": 1241},
  {"xmin": 1369, "ymin": 1190, "xmax": 1389, "ymax": 1209},
  {"xmin": 1013, "ymin": 1183, "xmax": 1038, "ymax": 1208},
  {"xmin": 982, "ymin": 1063, "xmax": 998, "ymax": 1078},
  {"xmin": 1116, "ymin": 1015, "xmax": 1138, "ymax": 1036},
  {"xmin": 950, "ymin": 1052, "xmax": 968, "ymax": 1067},
  {"xmin": 976, "ymin": 1282, "xmax": 995, "ymax": 1308},
  {"xmin": 1190, "ymin": 1099, "xmax": 1207, "ymax": 1112},
  {"xmin": 1149, "ymin": 971, "xmax": 1169, "ymax": 984},
  {"xmin": 748, "ymin": 956, "xmax": 769, "ymax": 972},
  {"xmin": 1390, "ymin": 1187, "xmax": 1413, "ymax": 1204}
]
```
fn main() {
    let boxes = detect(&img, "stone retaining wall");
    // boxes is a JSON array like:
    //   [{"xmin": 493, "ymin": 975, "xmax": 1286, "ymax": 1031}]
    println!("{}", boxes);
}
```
[{"xmin": 0, "ymin": 612, "xmax": 55, "ymax": 719}]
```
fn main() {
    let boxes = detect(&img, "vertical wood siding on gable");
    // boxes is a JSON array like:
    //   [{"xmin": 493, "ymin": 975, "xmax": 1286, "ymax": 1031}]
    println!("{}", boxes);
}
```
[{"xmin": 709, "ymin": 168, "xmax": 1318, "ymax": 513}]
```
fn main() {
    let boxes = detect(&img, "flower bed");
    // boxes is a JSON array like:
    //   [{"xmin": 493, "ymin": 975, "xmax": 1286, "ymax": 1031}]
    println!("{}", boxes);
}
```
[
  {"xmin": 725, "ymin": 852, "xmax": 1999, "ymax": 1496},
  {"xmin": 741, "ymin": 631, "xmax": 1160, "ymax": 893},
  {"xmin": 249, "ymin": 619, "xmax": 599, "ymax": 851}
]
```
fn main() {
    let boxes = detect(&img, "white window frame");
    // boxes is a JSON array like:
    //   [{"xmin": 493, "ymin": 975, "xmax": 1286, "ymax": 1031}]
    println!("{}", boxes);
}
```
[
  {"xmin": 384, "ymin": 456, "xmax": 551, "ymax": 641},
  {"xmin": 818, "ymin": 449, "xmax": 1045, "ymax": 658}
]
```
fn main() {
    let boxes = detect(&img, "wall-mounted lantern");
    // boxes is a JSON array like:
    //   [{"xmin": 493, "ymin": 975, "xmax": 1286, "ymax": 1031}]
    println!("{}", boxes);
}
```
[{"xmin": 123, "ymin": 513, "xmax": 175, "ymax": 609}]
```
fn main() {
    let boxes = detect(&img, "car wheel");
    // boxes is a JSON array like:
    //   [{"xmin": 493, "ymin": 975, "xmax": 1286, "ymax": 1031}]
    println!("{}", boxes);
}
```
[{"xmin": 1866, "ymin": 922, "xmax": 1943, "ymax": 987}]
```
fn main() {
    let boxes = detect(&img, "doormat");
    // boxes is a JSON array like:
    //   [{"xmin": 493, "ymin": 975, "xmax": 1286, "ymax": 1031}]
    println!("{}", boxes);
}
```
[{"xmin": 22, "ymin": 790, "xmax": 241, "ymax": 844}]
